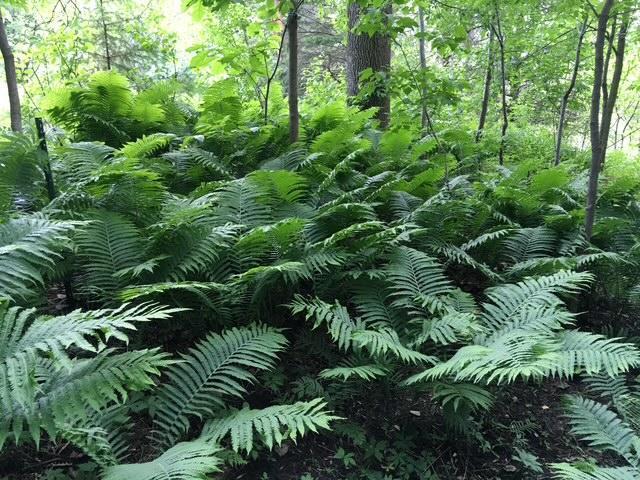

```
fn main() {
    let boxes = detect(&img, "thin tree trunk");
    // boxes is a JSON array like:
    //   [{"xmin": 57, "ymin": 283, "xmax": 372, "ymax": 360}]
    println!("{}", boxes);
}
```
[
  {"xmin": 599, "ymin": 10, "xmax": 629, "ymax": 168},
  {"xmin": 554, "ymin": 17, "xmax": 588, "ymax": 165},
  {"xmin": 288, "ymin": 8, "xmax": 299, "ymax": 143},
  {"xmin": 418, "ymin": 7, "xmax": 427, "ymax": 130},
  {"xmin": 98, "ymin": 0, "xmax": 111, "ymax": 70},
  {"xmin": 585, "ymin": 0, "xmax": 615, "ymax": 241},
  {"xmin": 601, "ymin": 15, "xmax": 616, "ymax": 120},
  {"xmin": 264, "ymin": 23, "xmax": 288, "ymax": 124},
  {"xmin": 346, "ymin": 1, "xmax": 392, "ymax": 128},
  {"xmin": 620, "ymin": 100, "xmax": 639, "ymax": 147},
  {"xmin": 476, "ymin": 25, "xmax": 494, "ymax": 142},
  {"xmin": 492, "ymin": 13, "xmax": 507, "ymax": 165},
  {"xmin": 0, "ymin": 9, "xmax": 21, "ymax": 132}
]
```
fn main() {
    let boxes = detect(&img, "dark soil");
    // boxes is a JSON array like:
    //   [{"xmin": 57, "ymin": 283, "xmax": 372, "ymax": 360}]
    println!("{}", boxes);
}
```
[{"xmin": 227, "ymin": 380, "xmax": 617, "ymax": 480}]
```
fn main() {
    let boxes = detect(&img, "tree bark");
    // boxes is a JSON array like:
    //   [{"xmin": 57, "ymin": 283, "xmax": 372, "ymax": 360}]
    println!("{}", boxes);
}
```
[
  {"xmin": 346, "ymin": 1, "xmax": 392, "ymax": 128},
  {"xmin": 585, "ymin": 0, "xmax": 615, "ymax": 241},
  {"xmin": 492, "ymin": 14, "xmax": 507, "ymax": 165},
  {"xmin": 288, "ymin": 9, "xmax": 299, "ymax": 143},
  {"xmin": 418, "ymin": 7, "xmax": 427, "ymax": 130},
  {"xmin": 554, "ymin": 17, "xmax": 588, "ymax": 165},
  {"xmin": 0, "ymin": 9, "xmax": 21, "ymax": 132},
  {"xmin": 598, "ymin": 10, "xmax": 628, "ymax": 168},
  {"xmin": 601, "ymin": 15, "xmax": 616, "ymax": 119},
  {"xmin": 476, "ymin": 25, "xmax": 494, "ymax": 142},
  {"xmin": 98, "ymin": 0, "xmax": 111, "ymax": 70}
]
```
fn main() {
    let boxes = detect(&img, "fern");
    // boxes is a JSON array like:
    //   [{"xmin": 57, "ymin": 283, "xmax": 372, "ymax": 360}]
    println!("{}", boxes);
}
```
[
  {"xmin": 0, "ymin": 303, "xmax": 177, "ymax": 447},
  {"xmin": 563, "ymin": 395, "xmax": 640, "ymax": 467},
  {"xmin": 201, "ymin": 398, "xmax": 337, "ymax": 452},
  {"xmin": 103, "ymin": 440, "xmax": 222, "ymax": 480},
  {"xmin": 503, "ymin": 226, "xmax": 558, "ymax": 263},
  {"xmin": 319, "ymin": 361, "xmax": 389, "ymax": 381},
  {"xmin": 385, "ymin": 246, "xmax": 455, "ymax": 314},
  {"xmin": 404, "ymin": 272, "xmax": 638, "ymax": 385},
  {"xmin": 0, "ymin": 217, "xmax": 81, "ymax": 303},
  {"xmin": 290, "ymin": 296, "xmax": 363, "ymax": 351},
  {"xmin": 152, "ymin": 324, "xmax": 288, "ymax": 447},
  {"xmin": 75, "ymin": 211, "xmax": 144, "ymax": 302},
  {"xmin": 552, "ymin": 463, "xmax": 640, "ymax": 480},
  {"xmin": 352, "ymin": 329, "xmax": 436, "ymax": 364}
]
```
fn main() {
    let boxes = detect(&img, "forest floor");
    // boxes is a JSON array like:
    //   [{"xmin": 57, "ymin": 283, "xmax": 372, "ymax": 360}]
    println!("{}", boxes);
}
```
[
  {"xmin": 228, "ymin": 380, "xmax": 614, "ymax": 480},
  {"xmin": 1, "ymin": 303, "xmax": 626, "ymax": 480},
  {"xmin": 1, "ymin": 380, "xmax": 607, "ymax": 480}
]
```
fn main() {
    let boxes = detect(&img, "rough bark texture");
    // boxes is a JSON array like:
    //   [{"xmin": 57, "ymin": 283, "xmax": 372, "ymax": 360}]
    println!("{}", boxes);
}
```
[
  {"xmin": 585, "ymin": 0, "xmax": 616, "ymax": 241},
  {"xmin": 346, "ymin": 2, "xmax": 391, "ymax": 128},
  {"xmin": 476, "ymin": 26, "xmax": 494, "ymax": 142},
  {"xmin": 288, "ymin": 10, "xmax": 299, "ymax": 143},
  {"xmin": 554, "ymin": 18, "xmax": 588, "ymax": 165},
  {"xmin": 0, "ymin": 9, "xmax": 21, "ymax": 132}
]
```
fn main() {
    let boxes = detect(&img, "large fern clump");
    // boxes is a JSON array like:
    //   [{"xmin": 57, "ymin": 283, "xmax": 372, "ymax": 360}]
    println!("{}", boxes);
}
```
[{"xmin": 2, "ymin": 73, "xmax": 640, "ymax": 479}]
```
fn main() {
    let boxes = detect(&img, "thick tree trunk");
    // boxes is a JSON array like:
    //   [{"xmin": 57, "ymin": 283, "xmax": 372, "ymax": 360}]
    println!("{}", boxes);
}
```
[
  {"xmin": 288, "ymin": 10, "xmax": 299, "ymax": 143},
  {"xmin": 585, "ymin": 0, "xmax": 615, "ymax": 241},
  {"xmin": 346, "ymin": 1, "xmax": 391, "ymax": 128},
  {"xmin": 0, "ymin": 9, "xmax": 21, "ymax": 132},
  {"xmin": 418, "ymin": 7, "xmax": 427, "ymax": 130},
  {"xmin": 554, "ymin": 18, "xmax": 588, "ymax": 165},
  {"xmin": 598, "ymin": 11, "xmax": 628, "ymax": 168},
  {"xmin": 476, "ymin": 26, "xmax": 493, "ymax": 142}
]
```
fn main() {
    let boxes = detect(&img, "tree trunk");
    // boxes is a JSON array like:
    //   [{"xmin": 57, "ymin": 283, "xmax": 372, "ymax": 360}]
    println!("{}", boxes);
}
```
[
  {"xmin": 585, "ymin": 0, "xmax": 615, "ymax": 241},
  {"xmin": 476, "ymin": 25, "xmax": 494, "ymax": 142},
  {"xmin": 554, "ymin": 17, "xmax": 588, "ymax": 165},
  {"xmin": 346, "ymin": 1, "xmax": 391, "ymax": 128},
  {"xmin": 620, "ymin": 100, "xmax": 639, "ymax": 148},
  {"xmin": 99, "ymin": 0, "xmax": 111, "ymax": 70},
  {"xmin": 288, "ymin": 9, "xmax": 299, "ymax": 143},
  {"xmin": 598, "ymin": 10, "xmax": 629, "ymax": 168},
  {"xmin": 418, "ymin": 7, "xmax": 427, "ymax": 130},
  {"xmin": 601, "ymin": 15, "xmax": 616, "ymax": 120},
  {"xmin": 0, "ymin": 9, "xmax": 21, "ymax": 132},
  {"xmin": 492, "ymin": 15, "xmax": 508, "ymax": 165}
]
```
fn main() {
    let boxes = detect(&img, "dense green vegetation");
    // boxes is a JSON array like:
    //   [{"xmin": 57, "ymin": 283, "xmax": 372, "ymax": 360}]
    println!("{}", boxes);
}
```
[{"xmin": 1, "ymin": 0, "xmax": 640, "ymax": 479}]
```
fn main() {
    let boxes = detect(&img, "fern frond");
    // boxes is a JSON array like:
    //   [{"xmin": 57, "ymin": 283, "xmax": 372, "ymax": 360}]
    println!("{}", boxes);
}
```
[
  {"xmin": 503, "ymin": 226, "xmax": 558, "ymax": 263},
  {"xmin": 1, "ymin": 348, "xmax": 170, "ymax": 448},
  {"xmin": 152, "ymin": 325, "xmax": 288, "ymax": 447},
  {"xmin": 319, "ymin": 362, "xmax": 389, "ymax": 381},
  {"xmin": 564, "ymin": 395, "xmax": 640, "ymax": 466},
  {"xmin": 551, "ymin": 463, "xmax": 640, "ymax": 480},
  {"xmin": 352, "ymin": 329, "xmax": 436, "ymax": 364},
  {"xmin": 481, "ymin": 271, "xmax": 593, "ymax": 332},
  {"xmin": 75, "ymin": 212, "xmax": 143, "ymax": 302},
  {"xmin": 103, "ymin": 440, "xmax": 222, "ymax": 480},
  {"xmin": 201, "ymin": 398, "xmax": 337, "ymax": 453},
  {"xmin": 385, "ymin": 246, "xmax": 454, "ymax": 314},
  {"xmin": 0, "ymin": 217, "xmax": 80, "ymax": 303},
  {"xmin": 290, "ymin": 296, "xmax": 363, "ymax": 351},
  {"xmin": 413, "ymin": 312, "xmax": 481, "ymax": 346},
  {"xmin": 552, "ymin": 331, "xmax": 640, "ymax": 378},
  {"xmin": 431, "ymin": 382, "xmax": 494, "ymax": 412},
  {"xmin": 120, "ymin": 133, "xmax": 175, "ymax": 159}
]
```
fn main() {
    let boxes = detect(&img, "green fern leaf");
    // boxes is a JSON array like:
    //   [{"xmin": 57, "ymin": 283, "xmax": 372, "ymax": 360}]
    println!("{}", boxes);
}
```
[{"xmin": 152, "ymin": 325, "xmax": 288, "ymax": 447}]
